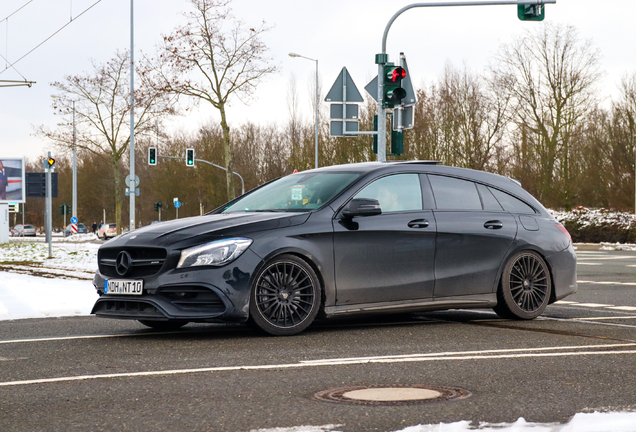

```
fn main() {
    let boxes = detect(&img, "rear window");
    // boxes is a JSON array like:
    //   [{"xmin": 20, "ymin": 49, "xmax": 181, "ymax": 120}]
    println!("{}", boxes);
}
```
[
  {"xmin": 109, "ymin": 224, "xmax": 117, "ymax": 228},
  {"xmin": 24, "ymin": 225, "xmax": 34, "ymax": 229},
  {"xmin": 429, "ymin": 175, "xmax": 482, "ymax": 210},
  {"xmin": 489, "ymin": 188, "xmax": 536, "ymax": 214}
]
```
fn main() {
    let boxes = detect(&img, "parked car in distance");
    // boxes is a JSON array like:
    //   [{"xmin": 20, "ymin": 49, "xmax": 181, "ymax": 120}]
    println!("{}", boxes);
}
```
[
  {"xmin": 98, "ymin": 223, "xmax": 117, "ymax": 240},
  {"xmin": 91, "ymin": 161, "xmax": 577, "ymax": 336},
  {"xmin": 63, "ymin": 223, "xmax": 89, "ymax": 237},
  {"xmin": 11, "ymin": 224, "xmax": 36, "ymax": 237}
]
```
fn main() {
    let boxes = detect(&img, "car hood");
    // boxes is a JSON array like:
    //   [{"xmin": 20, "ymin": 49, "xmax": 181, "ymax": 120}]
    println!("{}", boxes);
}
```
[{"xmin": 104, "ymin": 212, "xmax": 311, "ymax": 249}]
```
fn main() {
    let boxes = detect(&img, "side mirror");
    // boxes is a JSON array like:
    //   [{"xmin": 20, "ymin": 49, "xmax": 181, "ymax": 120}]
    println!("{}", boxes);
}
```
[{"xmin": 341, "ymin": 198, "xmax": 382, "ymax": 218}]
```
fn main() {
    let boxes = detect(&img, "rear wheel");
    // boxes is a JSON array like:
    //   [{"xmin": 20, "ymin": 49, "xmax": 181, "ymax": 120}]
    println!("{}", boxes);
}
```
[
  {"xmin": 493, "ymin": 251, "xmax": 552, "ymax": 320},
  {"xmin": 138, "ymin": 320, "xmax": 189, "ymax": 331},
  {"xmin": 249, "ymin": 254, "xmax": 321, "ymax": 336}
]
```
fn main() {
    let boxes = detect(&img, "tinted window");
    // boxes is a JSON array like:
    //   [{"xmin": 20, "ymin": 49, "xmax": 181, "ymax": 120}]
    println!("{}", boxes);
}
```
[
  {"xmin": 429, "ymin": 175, "xmax": 482, "ymax": 210},
  {"xmin": 489, "ymin": 188, "xmax": 536, "ymax": 214},
  {"xmin": 477, "ymin": 184, "xmax": 503, "ymax": 211},
  {"xmin": 355, "ymin": 174, "xmax": 422, "ymax": 213}
]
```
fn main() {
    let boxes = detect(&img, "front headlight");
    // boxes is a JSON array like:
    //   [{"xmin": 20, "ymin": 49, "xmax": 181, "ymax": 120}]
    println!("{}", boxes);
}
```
[{"xmin": 177, "ymin": 238, "xmax": 253, "ymax": 269}]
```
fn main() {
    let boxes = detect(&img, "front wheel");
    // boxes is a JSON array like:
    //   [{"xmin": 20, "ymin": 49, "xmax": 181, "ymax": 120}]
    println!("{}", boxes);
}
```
[
  {"xmin": 249, "ymin": 254, "xmax": 321, "ymax": 336},
  {"xmin": 138, "ymin": 320, "xmax": 189, "ymax": 331},
  {"xmin": 493, "ymin": 251, "xmax": 552, "ymax": 320}
]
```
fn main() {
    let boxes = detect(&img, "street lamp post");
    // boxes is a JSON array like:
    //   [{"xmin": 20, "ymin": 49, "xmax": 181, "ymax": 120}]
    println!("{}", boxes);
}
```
[{"xmin": 289, "ymin": 53, "xmax": 319, "ymax": 170}]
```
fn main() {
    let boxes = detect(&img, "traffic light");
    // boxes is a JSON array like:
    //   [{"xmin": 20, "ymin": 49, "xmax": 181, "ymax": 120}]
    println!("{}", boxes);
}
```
[
  {"xmin": 518, "ymin": 4, "xmax": 544, "ymax": 21},
  {"xmin": 383, "ymin": 65, "xmax": 407, "ymax": 108},
  {"xmin": 148, "ymin": 147, "xmax": 157, "ymax": 165},
  {"xmin": 154, "ymin": 201, "xmax": 162, "ymax": 212},
  {"xmin": 186, "ymin": 148, "xmax": 195, "ymax": 166},
  {"xmin": 47, "ymin": 157, "xmax": 56, "ymax": 168},
  {"xmin": 59, "ymin": 204, "xmax": 71, "ymax": 215}
]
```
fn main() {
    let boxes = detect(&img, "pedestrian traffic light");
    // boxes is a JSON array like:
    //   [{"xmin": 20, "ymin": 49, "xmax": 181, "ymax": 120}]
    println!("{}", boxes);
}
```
[
  {"xmin": 518, "ymin": 4, "xmax": 544, "ymax": 21},
  {"xmin": 186, "ymin": 148, "xmax": 195, "ymax": 166},
  {"xmin": 148, "ymin": 147, "xmax": 157, "ymax": 165},
  {"xmin": 383, "ymin": 65, "xmax": 407, "ymax": 108}
]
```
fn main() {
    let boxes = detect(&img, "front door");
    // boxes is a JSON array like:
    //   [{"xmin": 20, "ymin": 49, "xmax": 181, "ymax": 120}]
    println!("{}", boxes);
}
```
[{"xmin": 333, "ymin": 173, "xmax": 437, "ymax": 305}]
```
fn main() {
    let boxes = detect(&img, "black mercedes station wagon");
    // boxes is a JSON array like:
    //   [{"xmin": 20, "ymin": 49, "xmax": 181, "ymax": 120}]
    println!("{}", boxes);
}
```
[{"xmin": 92, "ymin": 162, "xmax": 577, "ymax": 335}]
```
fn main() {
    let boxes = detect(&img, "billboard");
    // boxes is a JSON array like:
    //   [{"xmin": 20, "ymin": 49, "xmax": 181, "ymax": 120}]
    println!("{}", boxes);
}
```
[{"xmin": 0, "ymin": 158, "xmax": 26, "ymax": 204}]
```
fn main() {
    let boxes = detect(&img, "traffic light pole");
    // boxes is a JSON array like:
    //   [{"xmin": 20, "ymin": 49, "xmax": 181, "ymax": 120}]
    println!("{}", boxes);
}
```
[{"xmin": 376, "ymin": 0, "xmax": 556, "ymax": 161}]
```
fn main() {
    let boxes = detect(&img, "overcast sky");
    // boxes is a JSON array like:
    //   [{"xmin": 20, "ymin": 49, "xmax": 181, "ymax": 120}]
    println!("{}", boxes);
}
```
[{"xmin": 0, "ymin": 0, "xmax": 634, "ymax": 161}]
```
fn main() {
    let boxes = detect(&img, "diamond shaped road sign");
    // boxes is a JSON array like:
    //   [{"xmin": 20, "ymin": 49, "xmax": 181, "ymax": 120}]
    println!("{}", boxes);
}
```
[{"xmin": 325, "ymin": 67, "xmax": 363, "ymax": 103}]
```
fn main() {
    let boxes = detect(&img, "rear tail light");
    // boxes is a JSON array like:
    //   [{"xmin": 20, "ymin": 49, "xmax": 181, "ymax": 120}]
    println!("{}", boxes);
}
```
[{"xmin": 555, "ymin": 223, "xmax": 572, "ymax": 243}]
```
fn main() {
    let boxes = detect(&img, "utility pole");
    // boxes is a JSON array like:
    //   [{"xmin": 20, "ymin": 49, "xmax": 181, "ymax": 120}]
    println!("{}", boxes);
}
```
[
  {"xmin": 128, "ymin": 0, "xmax": 136, "ymax": 232},
  {"xmin": 72, "ymin": 100, "xmax": 77, "ymax": 224}
]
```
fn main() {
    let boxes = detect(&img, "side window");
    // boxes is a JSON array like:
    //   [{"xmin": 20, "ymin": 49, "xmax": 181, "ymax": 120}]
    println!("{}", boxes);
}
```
[
  {"xmin": 477, "ymin": 184, "xmax": 503, "ymax": 211},
  {"xmin": 429, "ymin": 175, "xmax": 482, "ymax": 210},
  {"xmin": 354, "ymin": 174, "xmax": 422, "ymax": 213},
  {"xmin": 489, "ymin": 187, "xmax": 536, "ymax": 214}
]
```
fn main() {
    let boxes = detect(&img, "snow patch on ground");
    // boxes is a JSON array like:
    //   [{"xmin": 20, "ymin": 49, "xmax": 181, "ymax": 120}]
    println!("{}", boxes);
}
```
[
  {"xmin": 253, "ymin": 412, "xmax": 636, "ymax": 432},
  {"xmin": 550, "ymin": 207, "xmax": 636, "ymax": 230},
  {"xmin": 0, "ymin": 272, "xmax": 97, "ymax": 320},
  {"xmin": 0, "ymin": 241, "xmax": 99, "ymax": 272},
  {"xmin": 599, "ymin": 242, "xmax": 636, "ymax": 251}
]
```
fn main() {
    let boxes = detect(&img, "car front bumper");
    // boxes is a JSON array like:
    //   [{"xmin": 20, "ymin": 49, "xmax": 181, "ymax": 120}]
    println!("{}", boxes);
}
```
[{"xmin": 91, "ymin": 249, "xmax": 261, "ymax": 323}]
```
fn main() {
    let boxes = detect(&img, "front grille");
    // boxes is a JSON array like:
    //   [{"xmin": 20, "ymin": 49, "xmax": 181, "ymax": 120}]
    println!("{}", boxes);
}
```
[
  {"xmin": 99, "ymin": 247, "xmax": 167, "ymax": 278},
  {"xmin": 157, "ymin": 286, "xmax": 225, "ymax": 313}
]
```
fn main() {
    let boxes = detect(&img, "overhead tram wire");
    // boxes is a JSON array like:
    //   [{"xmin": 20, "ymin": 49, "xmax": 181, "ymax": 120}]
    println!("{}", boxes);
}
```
[
  {"xmin": 0, "ymin": 0, "xmax": 102, "ymax": 76},
  {"xmin": 0, "ymin": 0, "xmax": 35, "ymax": 24}
]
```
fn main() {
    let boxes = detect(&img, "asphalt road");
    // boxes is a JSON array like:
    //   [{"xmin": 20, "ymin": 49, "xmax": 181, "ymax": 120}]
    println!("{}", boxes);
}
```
[{"xmin": 1, "ymin": 250, "xmax": 636, "ymax": 432}]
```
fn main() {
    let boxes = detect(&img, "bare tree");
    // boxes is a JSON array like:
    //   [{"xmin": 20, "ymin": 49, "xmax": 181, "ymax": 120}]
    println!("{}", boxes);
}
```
[
  {"xmin": 492, "ymin": 24, "xmax": 602, "ymax": 209},
  {"xmin": 154, "ymin": 0, "xmax": 277, "ymax": 200},
  {"xmin": 35, "ymin": 50, "xmax": 176, "ymax": 233}
]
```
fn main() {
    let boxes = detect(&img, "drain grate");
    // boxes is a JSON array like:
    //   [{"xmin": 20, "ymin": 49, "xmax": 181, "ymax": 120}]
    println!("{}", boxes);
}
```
[{"xmin": 314, "ymin": 385, "xmax": 471, "ymax": 406}]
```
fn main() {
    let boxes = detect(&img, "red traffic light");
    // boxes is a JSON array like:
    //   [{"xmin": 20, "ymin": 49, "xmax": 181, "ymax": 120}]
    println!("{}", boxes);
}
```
[{"xmin": 387, "ymin": 67, "xmax": 406, "ymax": 83}]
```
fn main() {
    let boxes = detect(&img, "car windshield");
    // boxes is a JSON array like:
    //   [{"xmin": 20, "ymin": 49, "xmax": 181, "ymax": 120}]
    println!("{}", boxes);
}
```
[
  {"xmin": 109, "ymin": 224, "xmax": 116, "ymax": 228},
  {"xmin": 222, "ymin": 172, "xmax": 361, "ymax": 213},
  {"xmin": 25, "ymin": 225, "xmax": 33, "ymax": 229}
]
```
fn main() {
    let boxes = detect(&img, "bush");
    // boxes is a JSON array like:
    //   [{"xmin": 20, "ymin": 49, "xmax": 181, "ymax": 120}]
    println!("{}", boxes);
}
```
[{"xmin": 552, "ymin": 207, "xmax": 636, "ymax": 244}]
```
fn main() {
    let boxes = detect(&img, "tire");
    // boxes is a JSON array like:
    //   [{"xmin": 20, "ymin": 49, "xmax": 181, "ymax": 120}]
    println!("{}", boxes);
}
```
[
  {"xmin": 249, "ymin": 254, "xmax": 321, "ymax": 336},
  {"xmin": 494, "ymin": 250, "xmax": 552, "ymax": 320},
  {"xmin": 138, "ymin": 320, "xmax": 189, "ymax": 331}
]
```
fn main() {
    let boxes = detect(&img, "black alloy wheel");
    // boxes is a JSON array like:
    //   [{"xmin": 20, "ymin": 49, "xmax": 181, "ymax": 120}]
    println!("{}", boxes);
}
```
[
  {"xmin": 138, "ymin": 320, "xmax": 189, "ymax": 331},
  {"xmin": 249, "ymin": 254, "xmax": 321, "ymax": 336},
  {"xmin": 494, "ymin": 250, "xmax": 552, "ymax": 320}
]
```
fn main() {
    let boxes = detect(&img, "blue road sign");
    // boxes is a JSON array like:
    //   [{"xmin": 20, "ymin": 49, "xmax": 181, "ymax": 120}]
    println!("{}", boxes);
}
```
[
  {"xmin": 174, "ymin": 201, "xmax": 181, "ymax": 208},
  {"xmin": 70, "ymin": 216, "xmax": 78, "ymax": 224}
]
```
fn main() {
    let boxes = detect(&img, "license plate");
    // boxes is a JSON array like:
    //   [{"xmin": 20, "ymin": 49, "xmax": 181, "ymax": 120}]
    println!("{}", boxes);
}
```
[{"xmin": 104, "ymin": 279, "xmax": 143, "ymax": 295}]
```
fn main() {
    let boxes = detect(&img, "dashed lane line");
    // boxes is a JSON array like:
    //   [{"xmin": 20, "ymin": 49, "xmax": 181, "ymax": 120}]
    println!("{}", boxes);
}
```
[
  {"xmin": 577, "ymin": 263, "xmax": 602, "ymax": 266},
  {"xmin": 577, "ymin": 280, "xmax": 636, "ymax": 286},
  {"xmin": 1, "ymin": 343, "xmax": 635, "ymax": 387}
]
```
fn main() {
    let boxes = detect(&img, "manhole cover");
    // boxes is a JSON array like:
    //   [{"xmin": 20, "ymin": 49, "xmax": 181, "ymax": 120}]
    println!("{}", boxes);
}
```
[{"xmin": 314, "ymin": 385, "xmax": 471, "ymax": 406}]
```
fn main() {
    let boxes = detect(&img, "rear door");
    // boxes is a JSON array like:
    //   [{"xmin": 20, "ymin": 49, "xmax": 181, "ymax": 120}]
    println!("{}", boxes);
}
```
[
  {"xmin": 428, "ymin": 175, "xmax": 517, "ymax": 298},
  {"xmin": 333, "ymin": 173, "xmax": 437, "ymax": 305}
]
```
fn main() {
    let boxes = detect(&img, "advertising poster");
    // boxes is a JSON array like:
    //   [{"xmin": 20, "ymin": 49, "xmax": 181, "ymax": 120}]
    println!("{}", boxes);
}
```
[{"xmin": 0, "ymin": 158, "xmax": 26, "ymax": 204}]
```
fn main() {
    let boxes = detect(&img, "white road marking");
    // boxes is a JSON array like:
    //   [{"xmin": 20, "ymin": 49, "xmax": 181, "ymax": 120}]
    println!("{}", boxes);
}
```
[
  {"xmin": 627, "ymin": 265, "xmax": 636, "ymax": 268},
  {"xmin": 575, "ymin": 303, "xmax": 614, "ymax": 308},
  {"xmin": 573, "ymin": 256, "xmax": 635, "ymax": 260},
  {"xmin": 0, "ymin": 331, "xmax": 186, "ymax": 345},
  {"xmin": 607, "ymin": 306, "xmax": 636, "ymax": 311},
  {"xmin": 577, "ymin": 263, "xmax": 602, "ymax": 266},
  {"xmin": 577, "ymin": 281, "xmax": 636, "ymax": 286},
  {"xmin": 565, "ymin": 316, "xmax": 636, "ymax": 321},
  {"xmin": 1, "ymin": 344, "xmax": 635, "ymax": 387}
]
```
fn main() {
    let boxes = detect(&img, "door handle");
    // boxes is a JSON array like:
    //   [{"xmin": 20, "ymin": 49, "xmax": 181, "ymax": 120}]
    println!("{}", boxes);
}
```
[
  {"xmin": 408, "ymin": 219, "xmax": 429, "ymax": 229},
  {"xmin": 484, "ymin": 220, "xmax": 503, "ymax": 230}
]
